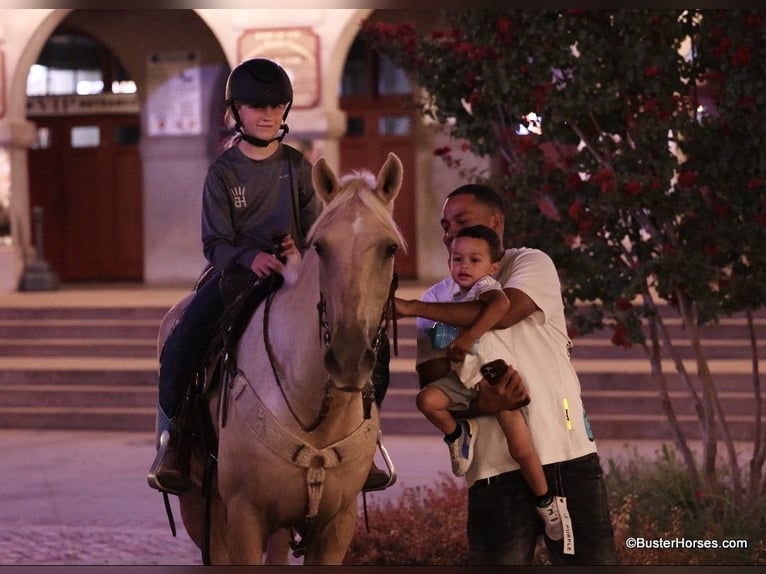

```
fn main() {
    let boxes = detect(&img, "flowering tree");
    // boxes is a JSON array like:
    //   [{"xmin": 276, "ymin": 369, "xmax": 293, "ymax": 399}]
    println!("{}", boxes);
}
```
[{"xmin": 363, "ymin": 10, "xmax": 766, "ymax": 500}]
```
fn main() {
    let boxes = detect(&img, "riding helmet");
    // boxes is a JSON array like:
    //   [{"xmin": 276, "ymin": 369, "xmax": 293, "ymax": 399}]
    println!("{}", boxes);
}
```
[{"xmin": 225, "ymin": 58, "xmax": 293, "ymax": 114}]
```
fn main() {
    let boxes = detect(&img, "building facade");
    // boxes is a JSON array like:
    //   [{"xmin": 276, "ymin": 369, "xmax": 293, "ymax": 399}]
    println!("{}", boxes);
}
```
[{"xmin": 0, "ymin": 8, "xmax": 486, "ymax": 292}]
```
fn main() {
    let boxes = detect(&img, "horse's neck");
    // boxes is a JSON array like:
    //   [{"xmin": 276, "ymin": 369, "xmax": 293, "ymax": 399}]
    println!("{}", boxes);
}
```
[{"xmin": 243, "ymin": 254, "xmax": 365, "ymax": 442}]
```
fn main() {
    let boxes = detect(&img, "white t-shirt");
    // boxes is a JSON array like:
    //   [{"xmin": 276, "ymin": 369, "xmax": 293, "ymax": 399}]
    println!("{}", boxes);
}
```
[
  {"xmin": 417, "ymin": 247, "xmax": 598, "ymax": 487},
  {"xmin": 451, "ymin": 275, "xmax": 514, "ymax": 388}
]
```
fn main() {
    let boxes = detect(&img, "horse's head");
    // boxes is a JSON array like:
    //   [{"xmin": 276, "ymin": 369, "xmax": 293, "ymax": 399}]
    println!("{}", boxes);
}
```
[{"xmin": 307, "ymin": 153, "xmax": 406, "ymax": 389}]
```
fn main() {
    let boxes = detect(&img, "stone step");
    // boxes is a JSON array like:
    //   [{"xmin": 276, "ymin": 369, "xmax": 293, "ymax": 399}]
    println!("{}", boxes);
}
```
[
  {"xmin": 0, "ymin": 406, "xmax": 155, "ymax": 432},
  {"xmin": 0, "ymin": 338, "xmax": 158, "ymax": 358},
  {"xmin": 0, "ymin": 298, "xmax": 763, "ymax": 439},
  {"xmin": 2, "ymin": 334, "xmax": 763, "ymax": 360},
  {"xmin": 378, "ymin": 411, "xmax": 762, "ymax": 441},
  {"xmin": 0, "ymin": 319, "xmax": 162, "ymax": 340}
]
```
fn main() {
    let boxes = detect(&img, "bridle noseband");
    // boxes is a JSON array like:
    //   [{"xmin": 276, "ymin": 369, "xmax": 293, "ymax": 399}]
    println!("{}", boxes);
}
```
[{"xmin": 264, "ymin": 273, "xmax": 398, "ymax": 432}]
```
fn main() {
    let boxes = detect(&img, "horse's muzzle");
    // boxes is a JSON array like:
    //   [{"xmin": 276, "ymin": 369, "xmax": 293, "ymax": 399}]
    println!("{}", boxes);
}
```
[{"xmin": 323, "ymin": 344, "xmax": 376, "ymax": 387}]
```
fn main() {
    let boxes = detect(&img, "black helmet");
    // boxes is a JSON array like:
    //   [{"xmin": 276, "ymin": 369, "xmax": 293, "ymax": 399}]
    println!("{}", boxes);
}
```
[
  {"xmin": 225, "ymin": 58, "xmax": 293, "ymax": 111},
  {"xmin": 225, "ymin": 58, "xmax": 293, "ymax": 147}
]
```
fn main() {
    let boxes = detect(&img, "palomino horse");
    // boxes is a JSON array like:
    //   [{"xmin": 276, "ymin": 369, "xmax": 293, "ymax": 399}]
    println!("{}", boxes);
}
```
[{"xmin": 159, "ymin": 153, "xmax": 405, "ymax": 564}]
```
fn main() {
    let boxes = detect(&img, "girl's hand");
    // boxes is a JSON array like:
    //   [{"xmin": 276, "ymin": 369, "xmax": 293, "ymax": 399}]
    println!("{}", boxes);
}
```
[{"xmin": 251, "ymin": 251, "xmax": 284, "ymax": 278}]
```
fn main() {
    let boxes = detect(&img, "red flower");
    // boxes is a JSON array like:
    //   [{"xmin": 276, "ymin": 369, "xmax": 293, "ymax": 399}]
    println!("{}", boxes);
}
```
[
  {"xmin": 746, "ymin": 13, "xmax": 763, "ymax": 27},
  {"xmin": 644, "ymin": 65, "xmax": 660, "ymax": 78},
  {"xmin": 643, "ymin": 98, "xmax": 660, "ymax": 114},
  {"xmin": 747, "ymin": 177, "xmax": 764, "ymax": 189},
  {"xmin": 433, "ymin": 146, "xmax": 451, "ymax": 156},
  {"xmin": 649, "ymin": 179, "xmax": 663, "ymax": 191},
  {"xmin": 567, "ymin": 200, "xmax": 585, "ymax": 221},
  {"xmin": 755, "ymin": 212, "xmax": 766, "ymax": 227},
  {"xmin": 611, "ymin": 323, "xmax": 632, "ymax": 348},
  {"xmin": 677, "ymin": 170, "xmax": 697, "ymax": 188},
  {"xmin": 497, "ymin": 16, "xmax": 513, "ymax": 38},
  {"xmin": 713, "ymin": 36, "xmax": 732, "ymax": 60},
  {"xmin": 713, "ymin": 201, "xmax": 730, "ymax": 218},
  {"xmin": 515, "ymin": 136, "xmax": 537, "ymax": 154},
  {"xmin": 566, "ymin": 173, "xmax": 583, "ymax": 191},
  {"xmin": 578, "ymin": 219, "xmax": 593, "ymax": 234},
  {"xmin": 615, "ymin": 297, "xmax": 633, "ymax": 311},
  {"xmin": 623, "ymin": 181, "xmax": 642, "ymax": 197},
  {"xmin": 590, "ymin": 167, "xmax": 613, "ymax": 185},
  {"xmin": 703, "ymin": 242, "xmax": 717, "ymax": 258},
  {"xmin": 731, "ymin": 44, "xmax": 752, "ymax": 67}
]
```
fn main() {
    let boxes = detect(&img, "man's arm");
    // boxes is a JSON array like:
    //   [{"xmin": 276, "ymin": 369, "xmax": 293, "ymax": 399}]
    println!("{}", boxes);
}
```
[
  {"xmin": 452, "ymin": 364, "xmax": 530, "ymax": 416},
  {"xmin": 447, "ymin": 289, "xmax": 509, "ymax": 362},
  {"xmin": 396, "ymin": 287, "xmax": 538, "ymax": 330}
]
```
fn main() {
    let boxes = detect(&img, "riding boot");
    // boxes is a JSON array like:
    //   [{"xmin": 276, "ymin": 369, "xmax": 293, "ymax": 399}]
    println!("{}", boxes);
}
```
[{"xmin": 147, "ymin": 404, "xmax": 191, "ymax": 495}]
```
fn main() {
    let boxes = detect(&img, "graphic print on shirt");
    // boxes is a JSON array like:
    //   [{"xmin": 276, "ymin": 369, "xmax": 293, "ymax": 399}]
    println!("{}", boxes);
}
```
[{"xmin": 230, "ymin": 185, "xmax": 247, "ymax": 208}]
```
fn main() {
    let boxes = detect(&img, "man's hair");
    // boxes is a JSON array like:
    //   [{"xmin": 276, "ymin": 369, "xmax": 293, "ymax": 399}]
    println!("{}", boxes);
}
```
[
  {"xmin": 453, "ymin": 224, "xmax": 505, "ymax": 263},
  {"xmin": 447, "ymin": 183, "xmax": 506, "ymax": 213}
]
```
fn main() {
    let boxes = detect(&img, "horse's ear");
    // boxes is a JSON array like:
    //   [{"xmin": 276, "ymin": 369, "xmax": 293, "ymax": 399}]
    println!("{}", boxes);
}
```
[
  {"xmin": 374, "ymin": 153, "xmax": 403, "ymax": 207},
  {"xmin": 312, "ymin": 156, "xmax": 339, "ymax": 204}
]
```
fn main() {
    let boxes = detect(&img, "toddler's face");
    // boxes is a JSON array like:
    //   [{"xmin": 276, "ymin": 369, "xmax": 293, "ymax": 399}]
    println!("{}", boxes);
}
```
[{"xmin": 449, "ymin": 236, "xmax": 495, "ymax": 290}]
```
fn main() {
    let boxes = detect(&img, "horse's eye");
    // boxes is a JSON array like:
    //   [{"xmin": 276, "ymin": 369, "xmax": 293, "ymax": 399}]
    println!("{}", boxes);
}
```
[{"xmin": 385, "ymin": 243, "xmax": 398, "ymax": 258}]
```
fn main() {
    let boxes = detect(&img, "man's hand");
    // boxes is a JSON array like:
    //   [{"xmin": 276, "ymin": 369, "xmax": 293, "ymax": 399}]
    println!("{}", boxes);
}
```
[
  {"xmin": 447, "ymin": 333, "xmax": 475, "ymax": 362},
  {"xmin": 394, "ymin": 297, "xmax": 418, "ymax": 318},
  {"xmin": 474, "ymin": 364, "xmax": 530, "ymax": 414}
]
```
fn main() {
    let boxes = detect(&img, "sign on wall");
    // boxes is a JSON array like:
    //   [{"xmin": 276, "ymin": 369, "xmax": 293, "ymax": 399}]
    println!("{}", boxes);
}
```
[
  {"xmin": 146, "ymin": 50, "xmax": 202, "ymax": 136},
  {"xmin": 238, "ymin": 28, "xmax": 320, "ymax": 109}
]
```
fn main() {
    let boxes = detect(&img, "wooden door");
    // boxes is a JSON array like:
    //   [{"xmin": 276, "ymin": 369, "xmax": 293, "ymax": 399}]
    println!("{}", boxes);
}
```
[
  {"xmin": 340, "ymin": 101, "xmax": 417, "ymax": 278},
  {"xmin": 28, "ymin": 115, "xmax": 143, "ymax": 281}
]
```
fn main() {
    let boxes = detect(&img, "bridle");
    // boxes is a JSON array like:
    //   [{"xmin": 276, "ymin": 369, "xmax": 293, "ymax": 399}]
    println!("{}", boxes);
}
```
[{"xmin": 263, "ymin": 273, "xmax": 399, "ymax": 433}]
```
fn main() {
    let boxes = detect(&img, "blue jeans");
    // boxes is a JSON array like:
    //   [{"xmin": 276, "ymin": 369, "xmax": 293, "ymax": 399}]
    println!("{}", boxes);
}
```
[
  {"xmin": 158, "ymin": 272, "xmax": 225, "ymax": 417},
  {"xmin": 467, "ymin": 452, "xmax": 616, "ymax": 565}
]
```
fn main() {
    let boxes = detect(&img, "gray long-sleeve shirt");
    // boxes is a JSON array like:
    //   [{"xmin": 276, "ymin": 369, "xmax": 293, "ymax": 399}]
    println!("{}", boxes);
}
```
[{"xmin": 201, "ymin": 143, "xmax": 323, "ymax": 271}]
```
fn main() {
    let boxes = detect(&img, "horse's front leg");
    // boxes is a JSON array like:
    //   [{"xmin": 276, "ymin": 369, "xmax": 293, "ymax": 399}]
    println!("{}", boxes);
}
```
[
  {"xmin": 264, "ymin": 528, "xmax": 293, "ymax": 565},
  {"xmin": 225, "ymin": 496, "xmax": 268, "ymax": 565},
  {"xmin": 303, "ymin": 502, "xmax": 359, "ymax": 565}
]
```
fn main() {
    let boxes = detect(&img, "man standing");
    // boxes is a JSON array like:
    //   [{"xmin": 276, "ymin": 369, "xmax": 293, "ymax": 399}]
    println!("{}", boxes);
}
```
[{"xmin": 396, "ymin": 183, "xmax": 616, "ymax": 565}]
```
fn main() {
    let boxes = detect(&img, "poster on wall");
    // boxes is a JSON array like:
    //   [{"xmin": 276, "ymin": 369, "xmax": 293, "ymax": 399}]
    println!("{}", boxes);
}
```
[
  {"xmin": 238, "ymin": 28, "xmax": 320, "ymax": 109},
  {"xmin": 146, "ymin": 50, "xmax": 202, "ymax": 136}
]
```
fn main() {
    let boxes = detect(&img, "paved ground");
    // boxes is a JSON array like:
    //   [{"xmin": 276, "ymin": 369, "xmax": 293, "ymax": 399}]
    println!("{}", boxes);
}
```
[{"xmin": 0, "ymin": 427, "xmax": 684, "ymax": 566}]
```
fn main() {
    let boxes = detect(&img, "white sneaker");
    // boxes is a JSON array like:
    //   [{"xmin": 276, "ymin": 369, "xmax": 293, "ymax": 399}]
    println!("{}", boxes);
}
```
[
  {"xmin": 536, "ymin": 497, "xmax": 564, "ymax": 541},
  {"xmin": 445, "ymin": 419, "xmax": 476, "ymax": 477}
]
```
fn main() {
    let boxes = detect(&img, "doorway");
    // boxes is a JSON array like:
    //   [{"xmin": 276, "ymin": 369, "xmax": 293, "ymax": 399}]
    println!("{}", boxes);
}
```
[
  {"xmin": 340, "ymin": 34, "xmax": 417, "ymax": 278},
  {"xmin": 27, "ymin": 113, "xmax": 143, "ymax": 281}
]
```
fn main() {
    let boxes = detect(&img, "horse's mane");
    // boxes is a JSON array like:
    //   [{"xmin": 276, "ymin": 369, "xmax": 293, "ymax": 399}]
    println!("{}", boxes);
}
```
[{"xmin": 306, "ymin": 169, "xmax": 407, "ymax": 251}]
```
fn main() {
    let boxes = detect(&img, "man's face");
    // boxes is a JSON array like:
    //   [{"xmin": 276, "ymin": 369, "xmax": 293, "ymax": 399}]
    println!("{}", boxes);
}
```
[{"xmin": 440, "ymin": 193, "xmax": 503, "ymax": 250}]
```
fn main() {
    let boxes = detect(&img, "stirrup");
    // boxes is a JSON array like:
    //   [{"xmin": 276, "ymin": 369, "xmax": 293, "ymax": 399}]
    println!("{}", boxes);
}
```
[
  {"xmin": 147, "ymin": 430, "xmax": 189, "ymax": 495},
  {"xmin": 363, "ymin": 430, "xmax": 397, "ymax": 493}
]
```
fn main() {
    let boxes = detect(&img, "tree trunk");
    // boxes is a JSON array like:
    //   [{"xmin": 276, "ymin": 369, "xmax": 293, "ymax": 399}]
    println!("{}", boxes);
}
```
[
  {"xmin": 644, "ymin": 307, "xmax": 702, "ymax": 491},
  {"xmin": 676, "ymin": 289, "xmax": 720, "ymax": 494},
  {"xmin": 745, "ymin": 308, "xmax": 766, "ymax": 497}
]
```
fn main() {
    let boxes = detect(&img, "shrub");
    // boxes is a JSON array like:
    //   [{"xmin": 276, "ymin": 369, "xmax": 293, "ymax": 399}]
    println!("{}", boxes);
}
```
[
  {"xmin": 344, "ymin": 449, "xmax": 766, "ymax": 565},
  {"xmin": 607, "ymin": 445, "xmax": 766, "ymax": 565},
  {"xmin": 344, "ymin": 473, "xmax": 469, "ymax": 565}
]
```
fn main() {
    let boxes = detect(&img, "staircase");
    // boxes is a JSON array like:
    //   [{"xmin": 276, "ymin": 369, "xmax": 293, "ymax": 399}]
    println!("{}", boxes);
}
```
[{"xmin": 1, "ymin": 285, "xmax": 764, "ymax": 440}]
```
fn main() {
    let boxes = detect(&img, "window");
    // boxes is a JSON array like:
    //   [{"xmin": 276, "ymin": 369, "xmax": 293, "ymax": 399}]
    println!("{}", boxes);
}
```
[
  {"xmin": 27, "ymin": 31, "xmax": 136, "ymax": 97},
  {"xmin": 71, "ymin": 126, "xmax": 100, "ymax": 148},
  {"xmin": 340, "ymin": 36, "xmax": 411, "ymax": 99}
]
